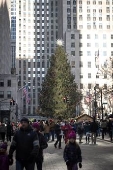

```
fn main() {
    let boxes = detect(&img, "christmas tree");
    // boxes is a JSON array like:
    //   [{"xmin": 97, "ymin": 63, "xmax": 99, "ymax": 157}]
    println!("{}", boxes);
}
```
[{"xmin": 39, "ymin": 40, "xmax": 82, "ymax": 118}]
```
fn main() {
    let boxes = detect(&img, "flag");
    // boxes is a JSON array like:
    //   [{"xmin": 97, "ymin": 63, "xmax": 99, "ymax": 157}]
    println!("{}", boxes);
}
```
[
  {"xmin": 95, "ymin": 49, "xmax": 99, "ymax": 66},
  {"xmin": 23, "ymin": 84, "xmax": 31, "ymax": 103}
]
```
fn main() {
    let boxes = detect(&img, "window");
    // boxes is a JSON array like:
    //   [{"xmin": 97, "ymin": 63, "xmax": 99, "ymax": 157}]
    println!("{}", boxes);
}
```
[
  {"xmin": 7, "ymin": 80, "xmax": 11, "ymax": 87},
  {"xmin": 106, "ymin": 15, "xmax": 110, "ymax": 21},
  {"xmin": 88, "ymin": 62, "xmax": 91, "ymax": 68},
  {"xmin": 80, "ymin": 74, "xmax": 83, "ymax": 79},
  {"xmin": 93, "ymin": 1, "xmax": 96, "ymax": 4},
  {"xmin": 96, "ymin": 74, "xmax": 99, "ymax": 78},
  {"xmin": 79, "ymin": 43, "xmax": 82, "ymax": 47},
  {"xmin": 103, "ymin": 34, "xmax": 106, "ymax": 39},
  {"xmin": 67, "ymin": 1, "xmax": 70, "ymax": 5},
  {"xmin": 103, "ymin": 43, "xmax": 107, "ymax": 47},
  {"xmin": 104, "ymin": 84, "xmax": 107, "ymax": 89},
  {"xmin": 71, "ymin": 61, "xmax": 75, "ymax": 68},
  {"xmin": 87, "ymin": 51, "xmax": 91, "ymax": 56},
  {"xmin": 98, "ymin": 1, "xmax": 102, "ymax": 5},
  {"xmin": 87, "ymin": 34, "xmax": 90, "ymax": 39},
  {"xmin": 111, "ymin": 51, "xmax": 113, "ymax": 56},
  {"xmin": 87, "ymin": 43, "xmax": 91, "ymax": 47},
  {"xmin": 0, "ymin": 91, "xmax": 4, "ymax": 98},
  {"xmin": 7, "ymin": 91, "xmax": 11, "ymax": 98},
  {"xmin": 79, "ymin": 34, "xmax": 82, "ymax": 39},
  {"xmin": 71, "ymin": 43, "xmax": 75, "ymax": 47},
  {"xmin": 103, "ymin": 51, "xmax": 107, "ymax": 56},
  {"xmin": 79, "ymin": 61, "xmax": 83, "ymax": 67},
  {"xmin": 71, "ymin": 51, "xmax": 75, "ymax": 56},
  {"xmin": 87, "ymin": 0, "xmax": 90, "ymax": 4},
  {"xmin": 107, "ymin": 25, "xmax": 110, "ymax": 29},
  {"xmin": 99, "ymin": 17, "xmax": 102, "ymax": 21},
  {"xmin": 111, "ymin": 34, "xmax": 113, "ymax": 39},
  {"xmin": 104, "ymin": 74, "xmax": 107, "ymax": 79},
  {"xmin": 88, "ymin": 84, "xmax": 91, "ymax": 89},
  {"xmin": 88, "ymin": 73, "xmax": 91, "ymax": 78},
  {"xmin": 111, "ymin": 43, "xmax": 113, "ymax": 47},
  {"xmin": 80, "ymin": 83, "xmax": 83, "ymax": 89},
  {"xmin": 71, "ymin": 34, "xmax": 75, "ymax": 39},
  {"xmin": 95, "ymin": 34, "xmax": 98, "ymax": 39},
  {"xmin": 79, "ymin": 51, "xmax": 83, "ymax": 56},
  {"xmin": 0, "ymin": 80, "xmax": 4, "ymax": 87}
]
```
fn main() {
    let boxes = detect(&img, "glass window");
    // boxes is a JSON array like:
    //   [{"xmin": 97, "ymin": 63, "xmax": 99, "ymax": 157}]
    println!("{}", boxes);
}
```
[
  {"xmin": 79, "ymin": 51, "xmax": 83, "ymax": 56},
  {"xmin": 7, "ymin": 91, "xmax": 11, "ymax": 98},
  {"xmin": 87, "ymin": 34, "xmax": 90, "ymax": 39},
  {"xmin": 87, "ymin": 51, "xmax": 91, "ymax": 56},
  {"xmin": 80, "ymin": 74, "xmax": 83, "ymax": 79},
  {"xmin": 71, "ymin": 34, "xmax": 75, "ymax": 39},
  {"xmin": 71, "ymin": 61, "xmax": 75, "ymax": 68},
  {"xmin": 79, "ymin": 61, "xmax": 83, "ymax": 67},
  {"xmin": 103, "ymin": 43, "xmax": 107, "ymax": 47},
  {"xmin": 88, "ymin": 62, "xmax": 91, "ymax": 68},
  {"xmin": 88, "ymin": 73, "xmax": 91, "ymax": 78},
  {"xmin": 0, "ymin": 80, "xmax": 4, "ymax": 87},
  {"xmin": 0, "ymin": 91, "xmax": 4, "ymax": 98},
  {"xmin": 111, "ymin": 34, "xmax": 113, "ymax": 39},
  {"xmin": 71, "ymin": 43, "xmax": 75, "ymax": 47},
  {"xmin": 103, "ymin": 51, "xmax": 107, "ymax": 56},
  {"xmin": 103, "ymin": 34, "xmax": 106, "ymax": 39},
  {"xmin": 80, "ymin": 83, "xmax": 83, "ymax": 89},
  {"xmin": 71, "ymin": 51, "xmax": 75, "ymax": 56},
  {"xmin": 88, "ymin": 84, "xmax": 91, "ymax": 89},
  {"xmin": 7, "ymin": 80, "xmax": 11, "ymax": 87}
]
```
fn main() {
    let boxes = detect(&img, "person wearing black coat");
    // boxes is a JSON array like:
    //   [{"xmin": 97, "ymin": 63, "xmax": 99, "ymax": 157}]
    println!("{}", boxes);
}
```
[
  {"xmin": 90, "ymin": 119, "xmax": 98, "ymax": 144},
  {"xmin": 32, "ymin": 122, "xmax": 48, "ymax": 170},
  {"xmin": 63, "ymin": 131, "xmax": 82, "ymax": 170},
  {"xmin": 6, "ymin": 121, "xmax": 13, "ymax": 142},
  {"xmin": 54, "ymin": 121, "xmax": 62, "ymax": 149},
  {"xmin": 8, "ymin": 117, "xmax": 39, "ymax": 170}
]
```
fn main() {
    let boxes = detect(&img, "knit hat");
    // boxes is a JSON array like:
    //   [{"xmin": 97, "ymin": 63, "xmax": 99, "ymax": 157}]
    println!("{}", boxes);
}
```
[
  {"xmin": 32, "ymin": 122, "xmax": 40, "ymax": 131},
  {"xmin": 0, "ymin": 142, "xmax": 7, "ymax": 150},
  {"xmin": 20, "ymin": 117, "xmax": 29, "ymax": 123},
  {"xmin": 68, "ymin": 131, "xmax": 76, "ymax": 139}
]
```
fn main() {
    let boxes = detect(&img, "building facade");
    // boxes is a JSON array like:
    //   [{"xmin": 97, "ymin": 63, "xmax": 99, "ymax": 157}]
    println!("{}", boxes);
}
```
[
  {"xmin": 58, "ymin": 0, "xmax": 113, "ymax": 117},
  {"xmin": 16, "ymin": 0, "xmax": 58, "ymax": 115}
]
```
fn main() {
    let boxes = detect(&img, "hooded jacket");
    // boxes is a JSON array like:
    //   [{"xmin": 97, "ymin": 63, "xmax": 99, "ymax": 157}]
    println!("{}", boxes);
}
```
[{"xmin": 9, "ymin": 126, "xmax": 39, "ymax": 162}]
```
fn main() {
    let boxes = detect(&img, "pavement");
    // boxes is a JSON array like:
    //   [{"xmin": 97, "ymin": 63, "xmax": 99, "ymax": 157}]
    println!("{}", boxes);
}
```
[
  {"xmin": 9, "ymin": 136, "xmax": 113, "ymax": 170},
  {"xmin": 97, "ymin": 133, "xmax": 113, "ymax": 142}
]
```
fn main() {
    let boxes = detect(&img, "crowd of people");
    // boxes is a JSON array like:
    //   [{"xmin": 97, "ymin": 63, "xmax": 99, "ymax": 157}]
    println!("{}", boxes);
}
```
[{"xmin": 0, "ymin": 116, "xmax": 113, "ymax": 170}]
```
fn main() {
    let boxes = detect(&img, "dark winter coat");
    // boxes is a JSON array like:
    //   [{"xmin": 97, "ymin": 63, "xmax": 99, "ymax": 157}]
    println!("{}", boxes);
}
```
[
  {"xmin": 0, "ymin": 154, "xmax": 9, "ymax": 170},
  {"xmin": 9, "ymin": 126, "xmax": 39, "ymax": 162},
  {"xmin": 55, "ymin": 124, "xmax": 61, "ymax": 135},
  {"xmin": 36, "ymin": 132, "xmax": 48, "ymax": 162},
  {"xmin": 90, "ymin": 121, "xmax": 98, "ymax": 133},
  {"xmin": 63, "ymin": 142, "xmax": 82, "ymax": 164}
]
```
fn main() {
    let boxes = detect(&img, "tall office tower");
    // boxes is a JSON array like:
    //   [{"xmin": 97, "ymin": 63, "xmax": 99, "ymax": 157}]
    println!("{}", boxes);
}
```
[
  {"xmin": 0, "ymin": 0, "xmax": 11, "ymax": 74},
  {"xmin": 11, "ymin": 0, "xmax": 16, "ymax": 73},
  {"xmin": 0, "ymin": 0, "xmax": 17, "ymax": 122},
  {"xmin": 58, "ymin": 0, "xmax": 113, "ymax": 116},
  {"xmin": 16, "ymin": 0, "xmax": 58, "ymax": 115}
]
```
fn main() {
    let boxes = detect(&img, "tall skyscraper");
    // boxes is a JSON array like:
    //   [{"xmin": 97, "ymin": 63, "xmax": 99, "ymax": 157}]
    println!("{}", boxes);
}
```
[
  {"xmin": 11, "ymin": 0, "xmax": 16, "ymax": 72},
  {"xmin": 0, "ymin": 0, "xmax": 11, "ymax": 74},
  {"xmin": 58, "ymin": 0, "xmax": 113, "ymax": 116},
  {"xmin": 16, "ymin": 0, "xmax": 58, "ymax": 115}
]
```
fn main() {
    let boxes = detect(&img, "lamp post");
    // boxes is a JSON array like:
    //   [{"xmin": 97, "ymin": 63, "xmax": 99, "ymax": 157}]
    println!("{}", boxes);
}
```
[
  {"xmin": 100, "ymin": 89, "xmax": 104, "ymax": 120},
  {"xmin": 94, "ymin": 86, "xmax": 97, "ymax": 119}
]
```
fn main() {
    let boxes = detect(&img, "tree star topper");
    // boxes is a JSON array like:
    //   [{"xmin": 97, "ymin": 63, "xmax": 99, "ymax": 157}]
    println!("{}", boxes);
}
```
[{"xmin": 56, "ymin": 39, "xmax": 64, "ymax": 46}]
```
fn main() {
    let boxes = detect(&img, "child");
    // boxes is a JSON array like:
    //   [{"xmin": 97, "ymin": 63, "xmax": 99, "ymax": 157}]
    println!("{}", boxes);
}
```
[
  {"xmin": 63, "ymin": 131, "xmax": 82, "ymax": 170},
  {"xmin": 0, "ymin": 142, "xmax": 13, "ymax": 170}
]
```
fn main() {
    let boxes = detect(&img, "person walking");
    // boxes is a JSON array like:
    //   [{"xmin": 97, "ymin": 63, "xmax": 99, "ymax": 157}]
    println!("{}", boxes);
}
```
[
  {"xmin": 0, "ymin": 142, "xmax": 13, "ymax": 170},
  {"xmin": 49, "ymin": 119, "xmax": 55, "ymax": 141},
  {"xmin": 6, "ymin": 122, "xmax": 13, "ymax": 142},
  {"xmin": 54, "ymin": 121, "xmax": 62, "ymax": 149},
  {"xmin": 84, "ymin": 122, "xmax": 91, "ymax": 144},
  {"xmin": 77, "ymin": 123, "xmax": 84, "ymax": 143},
  {"xmin": 90, "ymin": 118, "xmax": 98, "ymax": 144},
  {"xmin": 63, "ymin": 131, "xmax": 82, "ymax": 170},
  {"xmin": 0, "ymin": 123, "xmax": 6, "ymax": 142},
  {"xmin": 44, "ymin": 121, "xmax": 50, "ymax": 142},
  {"xmin": 32, "ymin": 122, "xmax": 48, "ymax": 170},
  {"xmin": 8, "ymin": 117, "xmax": 39, "ymax": 170}
]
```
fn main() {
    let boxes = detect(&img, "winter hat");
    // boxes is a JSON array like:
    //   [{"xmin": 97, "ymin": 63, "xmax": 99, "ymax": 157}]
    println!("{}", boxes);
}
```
[
  {"xmin": 0, "ymin": 142, "xmax": 7, "ymax": 150},
  {"xmin": 68, "ymin": 131, "xmax": 76, "ymax": 139},
  {"xmin": 32, "ymin": 122, "xmax": 40, "ymax": 131},
  {"xmin": 20, "ymin": 117, "xmax": 29, "ymax": 123}
]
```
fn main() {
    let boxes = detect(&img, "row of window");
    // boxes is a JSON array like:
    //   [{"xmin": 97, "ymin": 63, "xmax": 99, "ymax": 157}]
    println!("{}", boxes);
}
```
[
  {"xmin": 0, "ymin": 91, "xmax": 11, "ymax": 98},
  {"xmin": 0, "ymin": 80, "xmax": 11, "ymax": 87},
  {"xmin": 71, "ymin": 34, "xmax": 113, "ymax": 39},
  {"xmin": 79, "ymin": 74, "xmax": 107, "ymax": 79},
  {"xmin": 71, "ymin": 42, "xmax": 113, "ymax": 48},
  {"xmin": 79, "ymin": 83, "xmax": 108, "ymax": 90}
]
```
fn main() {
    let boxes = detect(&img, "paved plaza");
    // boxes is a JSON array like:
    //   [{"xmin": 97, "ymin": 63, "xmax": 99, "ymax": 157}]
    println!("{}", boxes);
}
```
[{"xmin": 9, "ymin": 137, "xmax": 113, "ymax": 170}]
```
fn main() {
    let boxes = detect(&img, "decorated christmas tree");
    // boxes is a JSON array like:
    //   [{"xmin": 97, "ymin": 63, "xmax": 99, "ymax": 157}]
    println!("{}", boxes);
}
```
[{"xmin": 39, "ymin": 40, "xmax": 82, "ymax": 118}]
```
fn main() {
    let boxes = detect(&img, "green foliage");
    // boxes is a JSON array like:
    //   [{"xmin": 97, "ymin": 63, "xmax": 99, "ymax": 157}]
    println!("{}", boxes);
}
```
[{"xmin": 39, "ymin": 46, "xmax": 82, "ymax": 118}]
